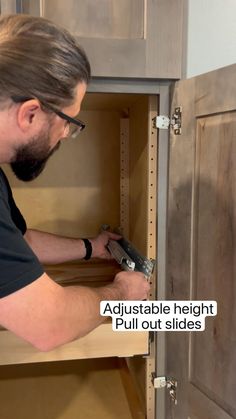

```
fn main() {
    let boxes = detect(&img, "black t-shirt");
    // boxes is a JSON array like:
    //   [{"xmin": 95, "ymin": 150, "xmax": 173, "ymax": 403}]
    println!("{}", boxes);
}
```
[{"xmin": 0, "ymin": 168, "xmax": 44, "ymax": 298}]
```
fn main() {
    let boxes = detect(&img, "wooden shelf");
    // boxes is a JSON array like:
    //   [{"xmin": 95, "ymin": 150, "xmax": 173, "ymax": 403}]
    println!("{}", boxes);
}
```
[
  {"xmin": 45, "ymin": 259, "xmax": 120, "ymax": 287},
  {"xmin": 0, "ymin": 260, "xmax": 148, "ymax": 365},
  {"xmin": 0, "ymin": 323, "xmax": 148, "ymax": 365}
]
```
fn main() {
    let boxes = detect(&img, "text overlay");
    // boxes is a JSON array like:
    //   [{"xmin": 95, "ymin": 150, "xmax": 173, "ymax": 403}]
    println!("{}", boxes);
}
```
[{"xmin": 100, "ymin": 301, "xmax": 217, "ymax": 331}]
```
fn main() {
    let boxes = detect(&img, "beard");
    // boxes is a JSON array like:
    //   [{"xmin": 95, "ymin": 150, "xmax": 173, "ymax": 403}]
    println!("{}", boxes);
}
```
[{"xmin": 10, "ymin": 129, "xmax": 60, "ymax": 182}]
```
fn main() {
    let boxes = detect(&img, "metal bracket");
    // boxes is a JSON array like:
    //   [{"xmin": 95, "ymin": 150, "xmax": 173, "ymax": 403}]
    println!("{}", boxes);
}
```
[
  {"xmin": 171, "ymin": 106, "xmax": 182, "ymax": 135},
  {"xmin": 107, "ymin": 238, "xmax": 155, "ymax": 279},
  {"xmin": 153, "ymin": 106, "xmax": 182, "ymax": 135},
  {"xmin": 152, "ymin": 374, "xmax": 178, "ymax": 405},
  {"xmin": 155, "ymin": 115, "xmax": 170, "ymax": 130}
]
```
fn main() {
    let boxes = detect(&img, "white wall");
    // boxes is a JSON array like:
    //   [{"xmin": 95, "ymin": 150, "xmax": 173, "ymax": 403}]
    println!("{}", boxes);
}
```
[{"xmin": 186, "ymin": 0, "xmax": 236, "ymax": 78}]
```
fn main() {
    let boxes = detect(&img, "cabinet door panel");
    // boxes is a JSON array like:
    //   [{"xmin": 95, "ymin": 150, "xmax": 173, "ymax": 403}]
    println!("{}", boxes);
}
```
[
  {"xmin": 167, "ymin": 64, "xmax": 236, "ymax": 418},
  {"xmin": 1, "ymin": 0, "xmax": 185, "ymax": 78},
  {"xmin": 39, "ymin": 0, "xmax": 185, "ymax": 79},
  {"xmin": 43, "ymin": 0, "xmax": 145, "ymax": 40}
]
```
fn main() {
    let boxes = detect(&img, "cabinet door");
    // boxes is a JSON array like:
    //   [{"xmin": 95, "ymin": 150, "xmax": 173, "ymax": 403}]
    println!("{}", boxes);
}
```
[
  {"xmin": 24, "ymin": 0, "xmax": 185, "ymax": 79},
  {"xmin": 166, "ymin": 64, "xmax": 236, "ymax": 418}
]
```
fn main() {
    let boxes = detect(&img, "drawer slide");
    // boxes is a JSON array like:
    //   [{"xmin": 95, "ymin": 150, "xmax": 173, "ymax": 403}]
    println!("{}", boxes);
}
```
[{"xmin": 107, "ymin": 238, "xmax": 155, "ymax": 278}]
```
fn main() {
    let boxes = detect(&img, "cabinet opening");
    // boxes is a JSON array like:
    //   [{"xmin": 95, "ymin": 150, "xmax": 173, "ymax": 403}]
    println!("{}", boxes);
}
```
[
  {"xmin": 0, "ymin": 92, "xmax": 157, "ymax": 362},
  {"xmin": 3, "ymin": 92, "xmax": 158, "ymax": 275},
  {"xmin": 0, "ymin": 92, "xmax": 158, "ymax": 418},
  {"xmin": 0, "ymin": 357, "xmax": 144, "ymax": 419}
]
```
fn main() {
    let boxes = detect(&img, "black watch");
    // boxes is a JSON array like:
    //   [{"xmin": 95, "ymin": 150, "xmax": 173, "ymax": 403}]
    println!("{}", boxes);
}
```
[{"xmin": 82, "ymin": 238, "xmax": 92, "ymax": 260}]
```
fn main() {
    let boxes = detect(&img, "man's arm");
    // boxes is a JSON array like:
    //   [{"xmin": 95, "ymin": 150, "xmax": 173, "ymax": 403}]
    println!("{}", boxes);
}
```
[
  {"xmin": 24, "ymin": 229, "xmax": 120, "ymax": 264},
  {"xmin": 0, "ymin": 271, "xmax": 149, "ymax": 351}
]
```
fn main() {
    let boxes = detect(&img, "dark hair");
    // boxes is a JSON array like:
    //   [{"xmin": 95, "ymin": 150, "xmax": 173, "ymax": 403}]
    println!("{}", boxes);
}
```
[{"xmin": 0, "ymin": 14, "xmax": 91, "ymax": 107}]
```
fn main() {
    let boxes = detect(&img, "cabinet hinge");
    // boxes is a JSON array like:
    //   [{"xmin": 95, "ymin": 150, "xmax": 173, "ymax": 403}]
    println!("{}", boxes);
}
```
[
  {"xmin": 151, "ymin": 374, "xmax": 178, "ymax": 405},
  {"xmin": 152, "ymin": 106, "xmax": 182, "ymax": 135}
]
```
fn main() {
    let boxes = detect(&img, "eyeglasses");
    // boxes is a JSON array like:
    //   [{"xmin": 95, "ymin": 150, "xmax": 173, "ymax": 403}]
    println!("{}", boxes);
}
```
[{"xmin": 11, "ymin": 96, "xmax": 86, "ymax": 138}]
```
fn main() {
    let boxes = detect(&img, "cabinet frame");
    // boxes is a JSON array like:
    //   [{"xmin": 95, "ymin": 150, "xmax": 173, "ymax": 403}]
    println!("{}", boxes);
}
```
[{"xmin": 89, "ymin": 79, "xmax": 170, "ymax": 419}]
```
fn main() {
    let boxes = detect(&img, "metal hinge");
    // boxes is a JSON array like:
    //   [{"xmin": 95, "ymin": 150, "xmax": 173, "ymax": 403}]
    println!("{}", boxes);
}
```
[
  {"xmin": 153, "ymin": 106, "xmax": 182, "ymax": 135},
  {"xmin": 152, "ymin": 374, "xmax": 178, "ymax": 405}
]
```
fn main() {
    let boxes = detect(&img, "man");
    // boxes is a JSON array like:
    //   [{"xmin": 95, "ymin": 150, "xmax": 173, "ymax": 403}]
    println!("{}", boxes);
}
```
[{"xmin": 0, "ymin": 14, "xmax": 149, "ymax": 351}]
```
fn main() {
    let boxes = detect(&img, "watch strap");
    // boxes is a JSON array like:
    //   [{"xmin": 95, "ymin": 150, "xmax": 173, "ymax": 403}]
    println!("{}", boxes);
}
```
[{"xmin": 82, "ymin": 238, "xmax": 92, "ymax": 260}]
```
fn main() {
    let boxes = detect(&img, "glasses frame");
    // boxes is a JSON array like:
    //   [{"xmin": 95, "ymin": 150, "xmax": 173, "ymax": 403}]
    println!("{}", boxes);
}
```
[{"xmin": 11, "ymin": 95, "xmax": 86, "ymax": 136}]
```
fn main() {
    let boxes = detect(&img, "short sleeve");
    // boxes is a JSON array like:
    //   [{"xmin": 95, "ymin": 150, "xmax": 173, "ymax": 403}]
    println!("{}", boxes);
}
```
[
  {"xmin": 0, "ymin": 194, "xmax": 44, "ymax": 298},
  {"xmin": 0, "ymin": 168, "xmax": 27, "ymax": 234}
]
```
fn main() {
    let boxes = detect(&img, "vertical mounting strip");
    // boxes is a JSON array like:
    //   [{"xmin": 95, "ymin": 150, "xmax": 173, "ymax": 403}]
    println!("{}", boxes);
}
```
[
  {"xmin": 146, "ymin": 96, "xmax": 158, "ymax": 419},
  {"xmin": 120, "ymin": 118, "xmax": 130, "ymax": 238}
]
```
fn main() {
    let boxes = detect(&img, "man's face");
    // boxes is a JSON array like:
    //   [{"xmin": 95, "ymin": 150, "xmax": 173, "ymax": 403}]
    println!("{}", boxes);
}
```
[{"xmin": 10, "ymin": 82, "xmax": 87, "ymax": 181}]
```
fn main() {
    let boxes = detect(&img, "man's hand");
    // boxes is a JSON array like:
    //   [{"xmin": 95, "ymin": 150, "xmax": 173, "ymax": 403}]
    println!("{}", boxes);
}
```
[
  {"xmin": 113, "ymin": 271, "xmax": 150, "ymax": 300},
  {"xmin": 90, "ymin": 231, "xmax": 121, "ymax": 259}
]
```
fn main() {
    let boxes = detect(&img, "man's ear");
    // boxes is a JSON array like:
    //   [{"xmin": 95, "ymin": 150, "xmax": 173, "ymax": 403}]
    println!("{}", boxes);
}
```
[{"xmin": 17, "ymin": 99, "xmax": 42, "ymax": 132}]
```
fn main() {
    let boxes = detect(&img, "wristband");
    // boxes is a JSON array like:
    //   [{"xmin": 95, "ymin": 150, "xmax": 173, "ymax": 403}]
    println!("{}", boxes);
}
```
[{"xmin": 82, "ymin": 238, "xmax": 92, "ymax": 260}]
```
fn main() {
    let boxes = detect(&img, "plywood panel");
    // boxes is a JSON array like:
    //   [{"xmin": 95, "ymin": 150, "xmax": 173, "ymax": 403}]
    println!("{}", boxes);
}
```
[
  {"xmin": 0, "ymin": 323, "xmax": 148, "ymax": 365},
  {"xmin": 0, "ymin": 358, "xmax": 133, "ymax": 419},
  {"xmin": 129, "ymin": 96, "xmax": 149, "ymax": 255},
  {"xmin": 3, "ymin": 109, "xmax": 120, "ymax": 237},
  {"xmin": 82, "ymin": 93, "xmax": 143, "ymax": 111},
  {"xmin": 128, "ymin": 95, "xmax": 157, "ymax": 416},
  {"xmin": 129, "ymin": 95, "xmax": 157, "ymax": 255}
]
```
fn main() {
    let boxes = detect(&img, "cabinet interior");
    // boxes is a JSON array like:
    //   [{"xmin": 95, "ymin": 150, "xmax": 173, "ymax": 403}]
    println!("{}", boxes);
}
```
[
  {"xmin": 4, "ymin": 92, "xmax": 153, "ymax": 251},
  {"xmin": 1, "ymin": 92, "xmax": 157, "ymax": 419},
  {"xmin": 0, "ymin": 358, "xmax": 141, "ymax": 419}
]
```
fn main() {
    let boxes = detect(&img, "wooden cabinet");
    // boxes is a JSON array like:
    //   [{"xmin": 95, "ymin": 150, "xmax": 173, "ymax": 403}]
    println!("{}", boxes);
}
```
[
  {"xmin": 1, "ymin": 0, "xmax": 186, "ymax": 79},
  {"xmin": 0, "ymin": 60, "xmax": 235, "ymax": 418},
  {"xmin": 0, "ymin": 89, "xmax": 159, "ymax": 418},
  {"xmin": 2, "ymin": 4, "xmax": 235, "ymax": 419}
]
